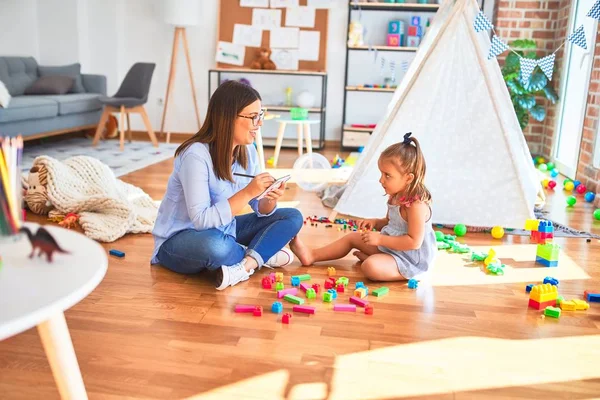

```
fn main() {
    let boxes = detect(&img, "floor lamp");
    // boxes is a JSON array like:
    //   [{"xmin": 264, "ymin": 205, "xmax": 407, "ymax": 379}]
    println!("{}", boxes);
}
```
[{"xmin": 162, "ymin": 0, "xmax": 201, "ymax": 143}]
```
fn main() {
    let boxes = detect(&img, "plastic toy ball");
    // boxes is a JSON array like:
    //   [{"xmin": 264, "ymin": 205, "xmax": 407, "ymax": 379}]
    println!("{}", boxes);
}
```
[
  {"xmin": 566, "ymin": 196, "xmax": 577, "ymax": 207},
  {"xmin": 536, "ymin": 156, "xmax": 546, "ymax": 165},
  {"xmin": 542, "ymin": 179, "xmax": 549, "ymax": 188},
  {"xmin": 547, "ymin": 162, "xmax": 555, "ymax": 171},
  {"xmin": 550, "ymin": 169, "xmax": 559, "ymax": 178},
  {"xmin": 548, "ymin": 180, "xmax": 557, "ymax": 190},
  {"xmin": 576, "ymin": 184, "xmax": 587, "ymax": 194},
  {"xmin": 454, "ymin": 224, "xmax": 467, "ymax": 237},
  {"xmin": 538, "ymin": 163, "xmax": 548, "ymax": 172},
  {"xmin": 594, "ymin": 209, "xmax": 600, "ymax": 221},
  {"xmin": 491, "ymin": 226, "xmax": 504, "ymax": 239},
  {"xmin": 564, "ymin": 181, "xmax": 575, "ymax": 192},
  {"xmin": 573, "ymin": 180, "xmax": 581, "ymax": 188},
  {"xmin": 585, "ymin": 192, "xmax": 596, "ymax": 203}
]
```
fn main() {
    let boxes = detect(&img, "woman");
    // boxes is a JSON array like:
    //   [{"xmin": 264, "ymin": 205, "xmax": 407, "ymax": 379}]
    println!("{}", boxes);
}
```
[{"xmin": 151, "ymin": 81, "xmax": 303, "ymax": 290}]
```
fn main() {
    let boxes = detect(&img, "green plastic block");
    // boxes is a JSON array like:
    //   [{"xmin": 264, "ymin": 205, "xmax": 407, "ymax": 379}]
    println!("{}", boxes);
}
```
[
  {"xmin": 293, "ymin": 274, "xmax": 311, "ymax": 282},
  {"xmin": 372, "ymin": 287, "xmax": 389, "ymax": 297},
  {"xmin": 284, "ymin": 294, "xmax": 304, "ymax": 305},
  {"xmin": 450, "ymin": 243, "xmax": 470, "ymax": 254},
  {"xmin": 323, "ymin": 292, "xmax": 332, "ymax": 302},
  {"xmin": 435, "ymin": 231, "xmax": 445, "ymax": 241},
  {"xmin": 544, "ymin": 306, "xmax": 561, "ymax": 318},
  {"xmin": 556, "ymin": 295, "xmax": 564, "ymax": 305},
  {"xmin": 336, "ymin": 277, "xmax": 349, "ymax": 286},
  {"xmin": 471, "ymin": 251, "xmax": 488, "ymax": 261},
  {"xmin": 536, "ymin": 243, "xmax": 560, "ymax": 261},
  {"xmin": 437, "ymin": 242, "xmax": 451, "ymax": 250},
  {"xmin": 275, "ymin": 282, "xmax": 284, "ymax": 291},
  {"xmin": 306, "ymin": 288, "xmax": 316, "ymax": 299},
  {"xmin": 443, "ymin": 234, "xmax": 456, "ymax": 242},
  {"xmin": 486, "ymin": 263, "xmax": 505, "ymax": 275}
]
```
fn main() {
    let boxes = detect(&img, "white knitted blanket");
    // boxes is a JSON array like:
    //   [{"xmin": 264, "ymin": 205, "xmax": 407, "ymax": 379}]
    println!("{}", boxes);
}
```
[{"xmin": 32, "ymin": 155, "xmax": 158, "ymax": 242}]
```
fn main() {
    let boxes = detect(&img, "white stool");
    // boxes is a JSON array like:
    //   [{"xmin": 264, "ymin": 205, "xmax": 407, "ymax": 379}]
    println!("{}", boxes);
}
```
[{"xmin": 272, "ymin": 119, "xmax": 321, "ymax": 167}]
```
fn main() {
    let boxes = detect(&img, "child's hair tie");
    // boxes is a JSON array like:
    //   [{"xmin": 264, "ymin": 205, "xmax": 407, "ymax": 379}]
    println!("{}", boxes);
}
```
[{"xmin": 403, "ymin": 132, "xmax": 412, "ymax": 144}]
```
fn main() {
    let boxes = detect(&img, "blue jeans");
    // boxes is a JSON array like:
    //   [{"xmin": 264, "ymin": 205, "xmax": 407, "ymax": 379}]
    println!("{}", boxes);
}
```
[{"xmin": 156, "ymin": 208, "xmax": 303, "ymax": 274}]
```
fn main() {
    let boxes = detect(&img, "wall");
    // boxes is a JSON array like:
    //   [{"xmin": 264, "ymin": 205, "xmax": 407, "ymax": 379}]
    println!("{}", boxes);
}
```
[{"xmin": 0, "ymin": 0, "xmax": 39, "ymax": 58}]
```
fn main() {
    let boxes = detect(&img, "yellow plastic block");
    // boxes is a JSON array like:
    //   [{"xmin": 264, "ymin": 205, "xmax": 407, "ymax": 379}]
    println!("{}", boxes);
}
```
[
  {"xmin": 484, "ymin": 249, "xmax": 497, "ymax": 266},
  {"xmin": 327, "ymin": 267, "xmax": 336, "ymax": 277},
  {"xmin": 275, "ymin": 272, "xmax": 284, "ymax": 282},
  {"xmin": 354, "ymin": 288, "xmax": 367, "ymax": 298},
  {"xmin": 529, "ymin": 283, "xmax": 558, "ymax": 303},
  {"xmin": 572, "ymin": 299, "xmax": 589, "ymax": 310},
  {"xmin": 525, "ymin": 219, "xmax": 540, "ymax": 231},
  {"xmin": 560, "ymin": 300, "xmax": 576, "ymax": 311}
]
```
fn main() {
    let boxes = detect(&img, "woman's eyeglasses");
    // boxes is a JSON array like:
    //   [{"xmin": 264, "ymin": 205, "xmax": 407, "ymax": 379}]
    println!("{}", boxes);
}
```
[{"xmin": 238, "ymin": 110, "xmax": 265, "ymax": 126}]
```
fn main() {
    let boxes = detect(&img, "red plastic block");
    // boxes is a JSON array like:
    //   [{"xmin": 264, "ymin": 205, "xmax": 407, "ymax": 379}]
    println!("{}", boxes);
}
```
[
  {"xmin": 235, "ymin": 304, "xmax": 255, "ymax": 313},
  {"xmin": 324, "ymin": 280, "xmax": 334, "ymax": 290},
  {"xmin": 300, "ymin": 283, "xmax": 311, "ymax": 292},
  {"xmin": 253, "ymin": 306, "xmax": 263, "ymax": 316},
  {"xmin": 528, "ymin": 298, "xmax": 557, "ymax": 310},
  {"xmin": 312, "ymin": 283, "xmax": 320, "ymax": 294},
  {"xmin": 282, "ymin": 313, "xmax": 292, "ymax": 324},
  {"xmin": 293, "ymin": 305, "xmax": 316, "ymax": 314},
  {"xmin": 350, "ymin": 296, "xmax": 369, "ymax": 308},
  {"xmin": 336, "ymin": 284, "xmax": 345, "ymax": 293},
  {"xmin": 261, "ymin": 277, "xmax": 272, "ymax": 289},
  {"xmin": 365, "ymin": 305, "xmax": 374, "ymax": 315},
  {"xmin": 328, "ymin": 277, "xmax": 336, "ymax": 285}
]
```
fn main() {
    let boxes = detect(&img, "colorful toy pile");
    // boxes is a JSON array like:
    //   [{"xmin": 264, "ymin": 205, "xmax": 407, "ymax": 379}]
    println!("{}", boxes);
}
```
[
  {"xmin": 526, "ymin": 277, "xmax": 595, "ymax": 319},
  {"xmin": 524, "ymin": 219, "xmax": 560, "ymax": 267}
]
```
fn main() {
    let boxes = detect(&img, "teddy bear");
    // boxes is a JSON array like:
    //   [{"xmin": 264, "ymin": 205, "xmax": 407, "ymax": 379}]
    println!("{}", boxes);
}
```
[
  {"xmin": 250, "ymin": 47, "xmax": 276, "ymax": 70},
  {"xmin": 348, "ymin": 20, "xmax": 364, "ymax": 47}
]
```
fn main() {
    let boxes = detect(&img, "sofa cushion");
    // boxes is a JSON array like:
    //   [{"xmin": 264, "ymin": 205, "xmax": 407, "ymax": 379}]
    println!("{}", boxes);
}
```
[
  {"xmin": 24, "ymin": 76, "xmax": 74, "ymax": 95},
  {"xmin": 0, "ymin": 57, "xmax": 38, "ymax": 96},
  {"xmin": 38, "ymin": 63, "xmax": 85, "ymax": 93},
  {"xmin": 40, "ymin": 94, "xmax": 102, "ymax": 115},
  {"xmin": 0, "ymin": 96, "xmax": 58, "ymax": 123}
]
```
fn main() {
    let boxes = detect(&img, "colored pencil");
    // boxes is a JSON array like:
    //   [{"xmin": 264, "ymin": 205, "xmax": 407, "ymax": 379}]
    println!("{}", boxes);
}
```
[{"xmin": 0, "ymin": 135, "xmax": 23, "ymax": 235}]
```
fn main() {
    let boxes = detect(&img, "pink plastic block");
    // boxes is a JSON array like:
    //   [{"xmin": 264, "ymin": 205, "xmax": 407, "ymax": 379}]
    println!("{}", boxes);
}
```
[
  {"xmin": 235, "ymin": 304, "xmax": 255, "ymax": 313},
  {"xmin": 269, "ymin": 272, "xmax": 276, "ymax": 283},
  {"xmin": 277, "ymin": 287, "xmax": 298, "ymax": 299},
  {"xmin": 334, "ymin": 304, "xmax": 356, "ymax": 312},
  {"xmin": 293, "ymin": 305, "xmax": 316, "ymax": 314},
  {"xmin": 350, "ymin": 296, "xmax": 369, "ymax": 308},
  {"xmin": 300, "ymin": 283, "xmax": 311, "ymax": 292}
]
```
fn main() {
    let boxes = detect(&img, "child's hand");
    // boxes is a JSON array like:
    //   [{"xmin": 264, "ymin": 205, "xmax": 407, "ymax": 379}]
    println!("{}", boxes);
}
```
[
  {"xmin": 361, "ymin": 231, "xmax": 382, "ymax": 246},
  {"xmin": 358, "ymin": 219, "xmax": 375, "ymax": 230}
]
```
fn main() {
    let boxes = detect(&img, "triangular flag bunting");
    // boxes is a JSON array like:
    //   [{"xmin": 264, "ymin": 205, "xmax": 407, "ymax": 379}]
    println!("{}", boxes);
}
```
[
  {"xmin": 568, "ymin": 25, "xmax": 587, "ymax": 50},
  {"xmin": 473, "ymin": 11, "xmax": 493, "ymax": 32},
  {"xmin": 587, "ymin": 0, "xmax": 600, "ymax": 20},
  {"xmin": 538, "ymin": 53, "xmax": 556, "ymax": 81},
  {"xmin": 520, "ymin": 57, "xmax": 538, "ymax": 84},
  {"xmin": 487, "ymin": 35, "xmax": 509, "ymax": 60}
]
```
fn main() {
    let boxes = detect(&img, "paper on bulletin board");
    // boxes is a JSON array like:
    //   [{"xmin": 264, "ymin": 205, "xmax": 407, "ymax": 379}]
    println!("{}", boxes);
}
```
[
  {"xmin": 298, "ymin": 30, "xmax": 320, "ymax": 61},
  {"xmin": 285, "ymin": 6, "xmax": 316, "ymax": 28},
  {"xmin": 233, "ymin": 24, "xmax": 263, "ymax": 47},
  {"xmin": 252, "ymin": 9, "xmax": 282, "ymax": 30},
  {"xmin": 271, "ymin": 49, "xmax": 299, "ymax": 70},
  {"xmin": 307, "ymin": 0, "xmax": 332, "ymax": 8},
  {"xmin": 240, "ymin": 0, "xmax": 268, "ymax": 7},
  {"xmin": 216, "ymin": 41, "xmax": 245, "ymax": 66},
  {"xmin": 270, "ymin": 27, "xmax": 299, "ymax": 48},
  {"xmin": 270, "ymin": 0, "xmax": 298, "ymax": 7}
]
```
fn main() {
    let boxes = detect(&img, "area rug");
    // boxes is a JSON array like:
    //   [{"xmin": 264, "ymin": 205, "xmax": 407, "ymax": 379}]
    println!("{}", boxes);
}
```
[{"xmin": 21, "ymin": 137, "xmax": 178, "ymax": 177}]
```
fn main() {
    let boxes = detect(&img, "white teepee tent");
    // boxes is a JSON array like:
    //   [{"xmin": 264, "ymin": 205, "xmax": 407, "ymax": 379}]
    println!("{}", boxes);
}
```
[{"xmin": 334, "ymin": 0, "xmax": 543, "ymax": 229}]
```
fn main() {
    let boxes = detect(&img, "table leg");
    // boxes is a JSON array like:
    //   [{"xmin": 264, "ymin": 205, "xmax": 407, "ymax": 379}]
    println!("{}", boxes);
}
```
[
  {"xmin": 304, "ymin": 123, "xmax": 313, "ymax": 167},
  {"xmin": 37, "ymin": 312, "xmax": 88, "ymax": 400},
  {"xmin": 296, "ymin": 124, "xmax": 303, "ymax": 157},
  {"xmin": 273, "ymin": 122, "xmax": 287, "ymax": 167}
]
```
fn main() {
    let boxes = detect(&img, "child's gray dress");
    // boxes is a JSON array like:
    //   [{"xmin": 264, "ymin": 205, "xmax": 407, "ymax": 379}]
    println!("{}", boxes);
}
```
[{"xmin": 377, "ymin": 203, "xmax": 436, "ymax": 279}]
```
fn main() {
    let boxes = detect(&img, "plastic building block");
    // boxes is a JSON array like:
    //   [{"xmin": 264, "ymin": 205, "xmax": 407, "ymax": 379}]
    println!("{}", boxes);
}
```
[
  {"xmin": 354, "ymin": 288, "xmax": 367, "ymax": 298},
  {"xmin": 282, "ymin": 313, "xmax": 292, "ymax": 324},
  {"xmin": 350, "ymin": 296, "xmax": 369, "ymax": 307},
  {"xmin": 283, "ymin": 294, "xmax": 304, "ymax": 305},
  {"xmin": 356, "ymin": 282, "xmax": 365, "ymax": 289},
  {"xmin": 408, "ymin": 25, "xmax": 422, "ymax": 36},
  {"xmin": 471, "ymin": 251, "xmax": 488, "ymax": 262},
  {"xmin": 365, "ymin": 305, "xmax": 374, "ymax": 315},
  {"xmin": 535, "ymin": 256, "xmax": 558, "ymax": 267},
  {"xmin": 525, "ymin": 219, "xmax": 540, "ymax": 231},
  {"xmin": 262, "ymin": 277, "xmax": 272, "ymax": 289},
  {"xmin": 543, "ymin": 276, "xmax": 559, "ymax": 286},
  {"xmin": 526, "ymin": 284, "xmax": 534, "ymax": 293},
  {"xmin": 407, "ymin": 279, "xmax": 419, "ymax": 289},
  {"xmin": 572, "ymin": 299, "xmax": 590, "ymax": 310},
  {"xmin": 324, "ymin": 280, "xmax": 334, "ymax": 290},
  {"xmin": 275, "ymin": 272, "xmax": 283, "ymax": 282},
  {"xmin": 323, "ymin": 292, "xmax": 333, "ymax": 302},
  {"xmin": 486, "ymin": 262, "xmax": 505, "ymax": 275},
  {"xmin": 530, "ymin": 284, "xmax": 558, "ymax": 303},
  {"xmin": 293, "ymin": 274, "xmax": 311, "ymax": 282},
  {"xmin": 387, "ymin": 34, "xmax": 401, "ymax": 46},
  {"xmin": 291, "ymin": 277, "xmax": 300, "ymax": 287},
  {"xmin": 275, "ymin": 282, "xmax": 284, "ymax": 291},
  {"xmin": 437, "ymin": 242, "xmax": 451, "ymax": 250},
  {"xmin": 538, "ymin": 220, "xmax": 553, "ymax": 233},
  {"xmin": 528, "ymin": 298, "xmax": 557, "ymax": 310},
  {"xmin": 406, "ymin": 36, "xmax": 421, "ymax": 47},
  {"xmin": 293, "ymin": 305, "xmax": 316, "ymax": 314},
  {"xmin": 253, "ymin": 306, "xmax": 263, "ymax": 317},
  {"xmin": 327, "ymin": 267, "xmax": 336, "ymax": 276},
  {"xmin": 588, "ymin": 293, "xmax": 600, "ymax": 303},
  {"xmin": 560, "ymin": 300, "xmax": 575, "ymax": 311},
  {"xmin": 311, "ymin": 283, "xmax": 320, "ymax": 294},
  {"xmin": 109, "ymin": 249, "xmax": 125, "ymax": 257},
  {"xmin": 278, "ymin": 287, "xmax": 298, "ymax": 299},
  {"xmin": 334, "ymin": 304, "xmax": 357, "ymax": 312},
  {"xmin": 537, "ymin": 244, "xmax": 560, "ymax": 260},
  {"xmin": 300, "ymin": 283, "xmax": 311, "ymax": 292},
  {"xmin": 327, "ymin": 289, "xmax": 338, "ymax": 299},
  {"xmin": 271, "ymin": 302, "xmax": 283, "ymax": 313},
  {"xmin": 556, "ymin": 295, "xmax": 564, "ymax": 305},
  {"xmin": 306, "ymin": 288, "xmax": 316, "ymax": 299},
  {"xmin": 269, "ymin": 272, "xmax": 276, "ymax": 282},
  {"xmin": 336, "ymin": 277, "xmax": 349, "ymax": 286},
  {"xmin": 336, "ymin": 284, "xmax": 345, "ymax": 293},
  {"xmin": 484, "ymin": 249, "xmax": 497, "ymax": 266},
  {"xmin": 372, "ymin": 287, "xmax": 389, "ymax": 297},
  {"xmin": 235, "ymin": 305, "xmax": 256, "ymax": 313},
  {"xmin": 388, "ymin": 20, "xmax": 403, "ymax": 34},
  {"xmin": 544, "ymin": 306, "xmax": 561, "ymax": 318}
]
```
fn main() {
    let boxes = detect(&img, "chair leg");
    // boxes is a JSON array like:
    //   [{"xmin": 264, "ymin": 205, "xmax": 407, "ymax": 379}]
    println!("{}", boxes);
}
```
[
  {"xmin": 126, "ymin": 112, "xmax": 132, "ymax": 143},
  {"xmin": 140, "ymin": 107, "xmax": 159, "ymax": 148},
  {"xmin": 272, "ymin": 122, "xmax": 287, "ymax": 168},
  {"xmin": 92, "ymin": 108, "xmax": 110, "ymax": 147},
  {"xmin": 296, "ymin": 123, "xmax": 303, "ymax": 157},
  {"xmin": 304, "ymin": 123, "xmax": 313, "ymax": 167},
  {"xmin": 119, "ymin": 106, "xmax": 125, "ymax": 151}
]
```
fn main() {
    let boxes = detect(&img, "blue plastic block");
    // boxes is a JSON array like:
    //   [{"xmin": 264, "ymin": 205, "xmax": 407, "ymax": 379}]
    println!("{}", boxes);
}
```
[
  {"xmin": 543, "ymin": 276, "xmax": 559, "ymax": 286},
  {"xmin": 327, "ymin": 289, "xmax": 338, "ymax": 300},
  {"xmin": 538, "ymin": 220, "xmax": 553, "ymax": 233},
  {"xmin": 291, "ymin": 277, "xmax": 300, "ymax": 287},
  {"xmin": 411, "ymin": 16, "xmax": 421, "ymax": 26},
  {"xmin": 526, "ymin": 284, "xmax": 534, "ymax": 293},
  {"xmin": 407, "ymin": 279, "xmax": 419, "ymax": 289},
  {"xmin": 355, "ymin": 282, "xmax": 365, "ymax": 289},
  {"xmin": 587, "ymin": 294, "xmax": 600, "ymax": 303},
  {"xmin": 271, "ymin": 302, "xmax": 283, "ymax": 313},
  {"xmin": 536, "ymin": 256, "xmax": 558, "ymax": 267},
  {"xmin": 109, "ymin": 249, "xmax": 125, "ymax": 258}
]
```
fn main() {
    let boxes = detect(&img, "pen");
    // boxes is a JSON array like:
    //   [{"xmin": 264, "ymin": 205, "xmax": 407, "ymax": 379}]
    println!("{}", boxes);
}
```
[{"xmin": 233, "ymin": 173, "xmax": 255, "ymax": 178}]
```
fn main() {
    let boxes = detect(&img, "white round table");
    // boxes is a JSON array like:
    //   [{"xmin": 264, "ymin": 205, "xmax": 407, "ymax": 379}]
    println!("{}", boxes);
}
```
[
  {"xmin": 271, "ymin": 118, "xmax": 321, "ymax": 167},
  {"xmin": 0, "ymin": 223, "xmax": 108, "ymax": 400}
]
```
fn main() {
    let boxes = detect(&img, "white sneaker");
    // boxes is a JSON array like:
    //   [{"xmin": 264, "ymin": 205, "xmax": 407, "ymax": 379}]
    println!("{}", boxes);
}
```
[
  {"xmin": 265, "ymin": 248, "xmax": 294, "ymax": 268},
  {"xmin": 215, "ymin": 260, "xmax": 254, "ymax": 290}
]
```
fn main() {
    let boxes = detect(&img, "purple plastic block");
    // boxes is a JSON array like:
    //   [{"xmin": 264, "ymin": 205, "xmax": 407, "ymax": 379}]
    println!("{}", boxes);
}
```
[
  {"xmin": 334, "ymin": 304, "xmax": 356, "ymax": 312},
  {"xmin": 278, "ymin": 287, "xmax": 299, "ymax": 299},
  {"xmin": 349, "ymin": 296, "xmax": 369, "ymax": 308}
]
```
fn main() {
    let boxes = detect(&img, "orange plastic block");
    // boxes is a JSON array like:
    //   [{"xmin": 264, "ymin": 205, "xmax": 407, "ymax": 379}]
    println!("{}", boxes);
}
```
[
  {"xmin": 327, "ymin": 267, "xmax": 336, "ymax": 276},
  {"xmin": 354, "ymin": 288, "xmax": 367, "ymax": 298},
  {"xmin": 275, "ymin": 272, "xmax": 284, "ymax": 282},
  {"xmin": 529, "ymin": 283, "xmax": 558, "ymax": 303}
]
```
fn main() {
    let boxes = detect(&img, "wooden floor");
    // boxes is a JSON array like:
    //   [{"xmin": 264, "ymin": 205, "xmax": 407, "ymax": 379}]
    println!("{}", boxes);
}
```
[{"xmin": 2, "ymin": 143, "xmax": 600, "ymax": 399}]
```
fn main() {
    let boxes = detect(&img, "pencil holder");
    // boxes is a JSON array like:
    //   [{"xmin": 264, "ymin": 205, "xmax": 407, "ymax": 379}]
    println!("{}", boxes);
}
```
[{"xmin": 0, "ymin": 137, "xmax": 24, "ymax": 242}]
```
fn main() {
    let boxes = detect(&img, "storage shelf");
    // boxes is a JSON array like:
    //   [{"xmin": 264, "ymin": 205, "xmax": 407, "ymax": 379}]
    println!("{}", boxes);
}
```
[
  {"xmin": 346, "ymin": 86, "xmax": 396, "ymax": 92},
  {"xmin": 210, "ymin": 68, "xmax": 326, "ymax": 76},
  {"xmin": 264, "ymin": 106, "xmax": 323, "ymax": 112},
  {"xmin": 350, "ymin": 2, "xmax": 440, "ymax": 12},
  {"xmin": 343, "ymin": 125, "xmax": 375, "ymax": 132},
  {"xmin": 348, "ymin": 45, "xmax": 418, "ymax": 52}
]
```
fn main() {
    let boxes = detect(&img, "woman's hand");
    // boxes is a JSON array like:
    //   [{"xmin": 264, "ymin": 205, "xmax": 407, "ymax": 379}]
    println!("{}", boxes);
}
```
[
  {"xmin": 264, "ymin": 182, "xmax": 285, "ymax": 202},
  {"xmin": 245, "ymin": 173, "xmax": 275, "ymax": 198},
  {"xmin": 358, "ymin": 219, "xmax": 376, "ymax": 231},
  {"xmin": 361, "ymin": 231, "xmax": 382, "ymax": 246}
]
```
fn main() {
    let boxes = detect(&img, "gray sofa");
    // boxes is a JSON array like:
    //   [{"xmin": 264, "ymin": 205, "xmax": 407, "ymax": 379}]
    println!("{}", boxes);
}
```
[{"xmin": 0, "ymin": 56, "xmax": 106, "ymax": 138}]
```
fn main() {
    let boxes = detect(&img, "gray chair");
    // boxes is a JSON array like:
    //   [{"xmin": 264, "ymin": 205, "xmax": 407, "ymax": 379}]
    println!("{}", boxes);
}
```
[{"xmin": 92, "ymin": 63, "xmax": 158, "ymax": 151}]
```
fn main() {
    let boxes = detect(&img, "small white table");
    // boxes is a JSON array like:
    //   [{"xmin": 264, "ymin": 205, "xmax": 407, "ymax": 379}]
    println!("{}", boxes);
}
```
[
  {"xmin": 271, "ymin": 118, "xmax": 321, "ymax": 167},
  {"xmin": 0, "ymin": 223, "xmax": 108, "ymax": 400}
]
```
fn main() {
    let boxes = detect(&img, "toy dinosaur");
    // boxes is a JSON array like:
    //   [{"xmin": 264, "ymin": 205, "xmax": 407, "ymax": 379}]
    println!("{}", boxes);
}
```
[
  {"xmin": 19, "ymin": 226, "xmax": 70, "ymax": 262},
  {"xmin": 58, "ymin": 213, "xmax": 79, "ymax": 229}
]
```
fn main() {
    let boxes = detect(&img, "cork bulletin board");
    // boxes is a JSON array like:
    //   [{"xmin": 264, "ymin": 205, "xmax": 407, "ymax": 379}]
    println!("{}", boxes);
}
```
[{"xmin": 216, "ymin": 0, "xmax": 329, "ymax": 72}]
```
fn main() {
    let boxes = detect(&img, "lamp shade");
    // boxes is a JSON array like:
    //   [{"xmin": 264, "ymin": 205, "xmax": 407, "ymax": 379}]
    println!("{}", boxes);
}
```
[{"xmin": 164, "ymin": 0, "xmax": 200, "ymax": 26}]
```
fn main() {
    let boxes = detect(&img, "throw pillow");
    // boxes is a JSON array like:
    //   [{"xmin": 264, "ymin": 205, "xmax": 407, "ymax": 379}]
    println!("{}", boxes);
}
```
[
  {"xmin": 24, "ymin": 75, "xmax": 75, "ymax": 95},
  {"xmin": 0, "ymin": 80, "xmax": 10, "ymax": 108},
  {"xmin": 38, "ymin": 63, "xmax": 85, "ymax": 93}
]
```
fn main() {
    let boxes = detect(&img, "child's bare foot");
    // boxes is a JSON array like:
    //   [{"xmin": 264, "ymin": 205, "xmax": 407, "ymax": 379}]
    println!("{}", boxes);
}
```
[
  {"xmin": 289, "ymin": 236, "xmax": 313, "ymax": 266},
  {"xmin": 353, "ymin": 251, "xmax": 368, "ymax": 262}
]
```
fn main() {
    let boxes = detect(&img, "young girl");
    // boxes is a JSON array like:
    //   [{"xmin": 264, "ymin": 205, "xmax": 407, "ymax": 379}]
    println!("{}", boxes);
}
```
[{"xmin": 290, "ymin": 132, "xmax": 436, "ymax": 281}]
